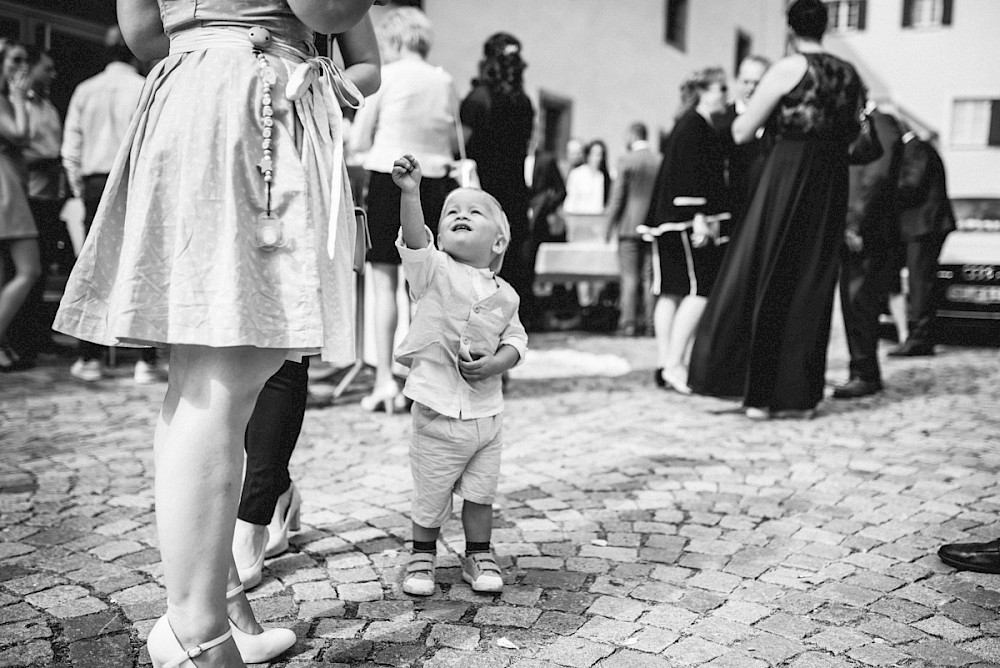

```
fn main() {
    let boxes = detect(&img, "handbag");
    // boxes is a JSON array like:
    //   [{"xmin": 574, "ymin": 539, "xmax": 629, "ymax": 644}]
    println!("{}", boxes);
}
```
[
  {"xmin": 449, "ymin": 90, "xmax": 481, "ymax": 189},
  {"xmin": 848, "ymin": 103, "xmax": 883, "ymax": 165}
]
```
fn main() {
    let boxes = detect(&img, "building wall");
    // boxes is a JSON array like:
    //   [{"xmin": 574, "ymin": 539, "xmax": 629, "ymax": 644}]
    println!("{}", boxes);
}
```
[
  {"xmin": 407, "ymin": 0, "xmax": 787, "ymax": 166},
  {"xmin": 824, "ymin": 0, "xmax": 1000, "ymax": 198}
]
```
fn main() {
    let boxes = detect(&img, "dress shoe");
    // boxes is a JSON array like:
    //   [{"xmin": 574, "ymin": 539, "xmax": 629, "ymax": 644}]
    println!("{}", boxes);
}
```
[
  {"xmin": 360, "ymin": 381, "xmax": 407, "ymax": 414},
  {"xmin": 70, "ymin": 358, "xmax": 104, "ymax": 382},
  {"xmin": 233, "ymin": 519, "xmax": 268, "ymax": 589},
  {"xmin": 888, "ymin": 341, "xmax": 935, "ymax": 357},
  {"xmin": 661, "ymin": 366, "xmax": 691, "ymax": 395},
  {"xmin": 265, "ymin": 482, "xmax": 301, "ymax": 558},
  {"xmin": 146, "ymin": 613, "xmax": 234, "ymax": 668},
  {"xmin": 938, "ymin": 538, "xmax": 1000, "ymax": 574},
  {"xmin": 833, "ymin": 377, "xmax": 883, "ymax": 399},
  {"xmin": 227, "ymin": 584, "xmax": 296, "ymax": 662}
]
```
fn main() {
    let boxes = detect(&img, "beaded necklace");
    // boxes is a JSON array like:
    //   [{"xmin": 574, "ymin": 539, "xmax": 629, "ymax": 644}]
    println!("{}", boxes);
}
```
[{"xmin": 250, "ymin": 27, "xmax": 284, "ymax": 251}]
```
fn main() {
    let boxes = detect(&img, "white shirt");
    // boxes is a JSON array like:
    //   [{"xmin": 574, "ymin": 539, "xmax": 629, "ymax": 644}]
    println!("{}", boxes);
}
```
[
  {"xmin": 24, "ymin": 92, "xmax": 62, "ymax": 199},
  {"xmin": 564, "ymin": 164, "xmax": 606, "ymax": 214},
  {"xmin": 394, "ymin": 232, "xmax": 528, "ymax": 419},
  {"xmin": 352, "ymin": 58, "xmax": 456, "ymax": 178},
  {"xmin": 61, "ymin": 62, "xmax": 145, "ymax": 197}
]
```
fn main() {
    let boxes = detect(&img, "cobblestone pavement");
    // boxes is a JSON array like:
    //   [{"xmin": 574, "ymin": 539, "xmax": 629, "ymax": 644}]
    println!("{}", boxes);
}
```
[{"xmin": 1, "ymin": 328, "xmax": 999, "ymax": 667}]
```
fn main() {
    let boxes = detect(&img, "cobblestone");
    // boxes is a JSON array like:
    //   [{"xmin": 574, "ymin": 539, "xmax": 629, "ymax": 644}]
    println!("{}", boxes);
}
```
[{"xmin": 1, "ymin": 331, "xmax": 998, "ymax": 666}]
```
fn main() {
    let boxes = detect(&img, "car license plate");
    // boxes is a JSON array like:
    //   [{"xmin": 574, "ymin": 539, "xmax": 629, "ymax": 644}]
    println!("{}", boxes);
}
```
[{"xmin": 946, "ymin": 284, "xmax": 1000, "ymax": 305}]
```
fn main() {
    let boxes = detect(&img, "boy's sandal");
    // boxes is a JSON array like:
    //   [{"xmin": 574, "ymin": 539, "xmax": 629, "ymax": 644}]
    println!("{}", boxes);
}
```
[{"xmin": 402, "ymin": 552, "xmax": 436, "ymax": 596}]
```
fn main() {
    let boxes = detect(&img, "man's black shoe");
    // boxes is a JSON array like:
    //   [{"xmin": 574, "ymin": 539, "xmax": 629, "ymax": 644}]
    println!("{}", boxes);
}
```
[
  {"xmin": 832, "ymin": 377, "xmax": 883, "ymax": 399},
  {"xmin": 938, "ymin": 539, "xmax": 1000, "ymax": 574},
  {"xmin": 888, "ymin": 341, "xmax": 935, "ymax": 357}
]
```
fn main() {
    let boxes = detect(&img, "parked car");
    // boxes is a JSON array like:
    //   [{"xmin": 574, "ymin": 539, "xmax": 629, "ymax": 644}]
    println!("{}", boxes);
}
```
[{"xmin": 934, "ymin": 198, "xmax": 1000, "ymax": 342}]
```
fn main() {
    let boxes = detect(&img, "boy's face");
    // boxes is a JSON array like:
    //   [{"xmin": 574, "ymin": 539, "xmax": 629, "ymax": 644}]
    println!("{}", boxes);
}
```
[{"xmin": 437, "ymin": 190, "xmax": 506, "ymax": 269}]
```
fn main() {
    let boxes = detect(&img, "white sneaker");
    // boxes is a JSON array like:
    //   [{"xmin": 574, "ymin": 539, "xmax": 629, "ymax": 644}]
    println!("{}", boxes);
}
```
[
  {"xmin": 134, "ymin": 360, "xmax": 166, "ymax": 384},
  {"xmin": 461, "ymin": 552, "xmax": 504, "ymax": 593},
  {"xmin": 70, "ymin": 358, "xmax": 103, "ymax": 382}
]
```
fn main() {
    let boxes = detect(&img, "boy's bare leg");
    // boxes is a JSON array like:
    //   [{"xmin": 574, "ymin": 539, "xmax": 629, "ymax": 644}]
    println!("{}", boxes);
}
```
[
  {"xmin": 412, "ymin": 522, "xmax": 441, "ymax": 547},
  {"xmin": 461, "ymin": 501, "xmax": 493, "ymax": 545}
]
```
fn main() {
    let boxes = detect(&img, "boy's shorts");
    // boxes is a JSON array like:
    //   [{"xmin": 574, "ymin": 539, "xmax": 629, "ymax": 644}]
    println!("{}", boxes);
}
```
[{"xmin": 409, "ymin": 402, "xmax": 503, "ymax": 529}]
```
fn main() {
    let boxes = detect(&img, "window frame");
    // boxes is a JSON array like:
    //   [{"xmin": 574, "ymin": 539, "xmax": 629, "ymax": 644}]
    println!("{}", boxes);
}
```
[
  {"xmin": 664, "ymin": 0, "xmax": 688, "ymax": 51},
  {"xmin": 902, "ymin": 0, "xmax": 954, "ymax": 29},
  {"xmin": 825, "ymin": 0, "xmax": 867, "ymax": 33},
  {"xmin": 950, "ymin": 97, "xmax": 1000, "ymax": 149}
]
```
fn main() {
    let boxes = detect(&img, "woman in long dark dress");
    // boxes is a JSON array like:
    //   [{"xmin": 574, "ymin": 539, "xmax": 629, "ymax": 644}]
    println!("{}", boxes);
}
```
[
  {"xmin": 646, "ymin": 67, "xmax": 729, "ymax": 394},
  {"xmin": 460, "ymin": 32, "xmax": 535, "ymax": 324},
  {"xmin": 687, "ymin": 0, "xmax": 870, "ymax": 419}
]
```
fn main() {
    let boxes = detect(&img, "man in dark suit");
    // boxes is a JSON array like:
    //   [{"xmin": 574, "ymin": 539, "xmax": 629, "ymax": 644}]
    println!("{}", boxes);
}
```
[
  {"xmin": 834, "ymin": 110, "xmax": 904, "ymax": 398},
  {"xmin": 713, "ymin": 55, "xmax": 770, "ymax": 227},
  {"xmin": 522, "ymin": 136, "xmax": 566, "ymax": 331},
  {"xmin": 607, "ymin": 122, "xmax": 661, "ymax": 336},
  {"xmin": 888, "ymin": 131, "xmax": 956, "ymax": 356}
]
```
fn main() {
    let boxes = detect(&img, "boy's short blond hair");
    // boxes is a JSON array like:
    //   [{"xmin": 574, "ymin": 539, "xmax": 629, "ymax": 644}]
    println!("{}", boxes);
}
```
[{"xmin": 440, "ymin": 188, "xmax": 511, "ymax": 272}]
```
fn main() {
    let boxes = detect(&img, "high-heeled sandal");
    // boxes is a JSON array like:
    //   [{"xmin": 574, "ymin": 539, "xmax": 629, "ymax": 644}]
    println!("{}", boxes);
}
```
[
  {"xmin": 360, "ymin": 381, "xmax": 407, "ymax": 414},
  {"xmin": 233, "ymin": 520, "xmax": 268, "ymax": 590},
  {"xmin": 661, "ymin": 367, "xmax": 691, "ymax": 395},
  {"xmin": 146, "ymin": 614, "xmax": 233, "ymax": 668},
  {"xmin": 265, "ymin": 482, "xmax": 301, "ymax": 558},
  {"xmin": 226, "ymin": 584, "xmax": 296, "ymax": 663}
]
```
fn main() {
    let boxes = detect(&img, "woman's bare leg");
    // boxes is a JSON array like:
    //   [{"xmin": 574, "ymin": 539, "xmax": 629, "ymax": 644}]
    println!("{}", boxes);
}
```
[
  {"xmin": 0, "ymin": 238, "xmax": 41, "ymax": 339},
  {"xmin": 653, "ymin": 294, "xmax": 681, "ymax": 372},
  {"xmin": 154, "ymin": 344, "xmax": 286, "ymax": 662},
  {"xmin": 664, "ymin": 295, "xmax": 707, "ymax": 373}
]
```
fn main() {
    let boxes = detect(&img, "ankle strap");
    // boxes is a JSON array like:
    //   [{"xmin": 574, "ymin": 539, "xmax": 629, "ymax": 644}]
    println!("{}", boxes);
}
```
[
  {"xmin": 162, "ymin": 628, "xmax": 233, "ymax": 668},
  {"xmin": 226, "ymin": 584, "xmax": 244, "ymax": 599}
]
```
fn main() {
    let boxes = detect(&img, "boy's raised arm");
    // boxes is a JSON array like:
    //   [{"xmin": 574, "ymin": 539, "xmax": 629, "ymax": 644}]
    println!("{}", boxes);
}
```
[{"xmin": 392, "ymin": 154, "xmax": 429, "ymax": 249}]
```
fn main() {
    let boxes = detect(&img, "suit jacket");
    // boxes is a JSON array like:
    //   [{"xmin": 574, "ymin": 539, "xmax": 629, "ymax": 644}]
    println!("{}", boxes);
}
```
[
  {"xmin": 646, "ymin": 110, "xmax": 727, "ymax": 227},
  {"xmin": 897, "ymin": 134, "xmax": 956, "ymax": 242},
  {"xmin": 528, "ymin": 149, "xmax": 566, "ymax": 239},
  {"xmin": 846, "ymin": 110, "xmax": 904, "ymax": 249},
  {"xmin": 607, "ymin": 143, "xmax": 661, "ymax": 239},
  {"xmin": 713, "ymin": 103, "xmax": 766, "ymax": 225}
]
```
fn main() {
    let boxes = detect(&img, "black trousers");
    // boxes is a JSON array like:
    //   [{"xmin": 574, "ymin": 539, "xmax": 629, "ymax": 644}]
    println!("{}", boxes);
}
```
[
  {"xmin": 904, "ymin": 233, "xmax": 947, "ymax": 347},
  {"xmin": 238, "ymin": 357, "xmax": 309, "ymax": 526},
  {"xmin": 79, "ymin": 175, "xmax": 108, "ymax": 362},
  {"xmin": 840, "ymin": 243, "xmax": 897, "ymax": 382}
]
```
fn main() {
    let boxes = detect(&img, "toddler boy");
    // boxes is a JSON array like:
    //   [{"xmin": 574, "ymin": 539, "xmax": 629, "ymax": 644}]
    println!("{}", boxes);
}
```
[{"xmin": 391, "ymin": 154, "xmax": 527, "ymax": 595}]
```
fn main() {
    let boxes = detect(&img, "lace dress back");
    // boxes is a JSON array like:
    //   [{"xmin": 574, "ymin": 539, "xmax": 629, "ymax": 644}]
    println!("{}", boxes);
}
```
[{"xmin": 769, "ymin": 52, "xmax": 865, "ymax": 143}]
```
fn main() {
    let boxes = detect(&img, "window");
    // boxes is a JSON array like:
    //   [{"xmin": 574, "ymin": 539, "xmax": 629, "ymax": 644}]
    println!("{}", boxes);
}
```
[
  {"xmin": 734, "ymin": 30, "xmax": 752, "ymax": 77},
  {"xmin": 951, "ymin": 99, "xmax": 1000, "ymax": 147},
  {"xmin": 664, "ymin": 0, "xmax": 688, "ymax": 51},
  {"xmin": 903, "ymin": 0, "xmax": 954, "ymax": 28},
  {"xmin": 825, "ymin": 1, "xmax": 867, "ymax": 32}
]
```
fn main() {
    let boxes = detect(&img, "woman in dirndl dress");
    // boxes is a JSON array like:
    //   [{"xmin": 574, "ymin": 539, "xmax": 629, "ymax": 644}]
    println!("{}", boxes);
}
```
[
  {"xmin": 645, "ymin": 67, "xmax": 729, "ymax": 394},
  {"xmin": 53, "ymin": 1, "xmax": 379, "ymax": 666}
]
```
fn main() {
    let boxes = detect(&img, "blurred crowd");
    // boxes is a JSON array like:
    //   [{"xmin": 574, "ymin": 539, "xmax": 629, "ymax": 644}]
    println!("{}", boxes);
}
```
[
  {"xmin": 0, "ymin": 28, "xmax": 164, "ymax": 382},
  {"xmin": 0, "ymin": 2, "xmax": 954, "ymax": 420}
]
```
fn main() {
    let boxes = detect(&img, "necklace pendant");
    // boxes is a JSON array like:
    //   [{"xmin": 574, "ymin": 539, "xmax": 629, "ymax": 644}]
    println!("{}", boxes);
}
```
[{"xmin": 255, "ymin": 212, "xmax": 285, "ymax": 251}]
